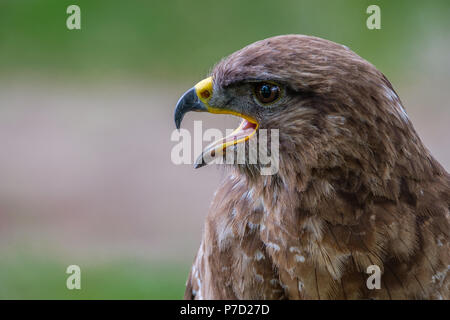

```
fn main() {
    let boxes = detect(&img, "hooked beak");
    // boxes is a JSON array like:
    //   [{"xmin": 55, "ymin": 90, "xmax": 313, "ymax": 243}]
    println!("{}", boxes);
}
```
[
  {"xmin": 174, "ymin": 87, "xmax": 208, "ymax": 130},
  {"xmin": 174, "ymin": 77, "xmax": 259, "ymax": 168}
]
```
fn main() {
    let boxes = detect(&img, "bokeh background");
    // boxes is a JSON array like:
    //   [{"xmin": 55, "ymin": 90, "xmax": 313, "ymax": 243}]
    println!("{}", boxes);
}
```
[{"xmin": 0, "ymin": 0, "xmax": 449, "ymax": 299}]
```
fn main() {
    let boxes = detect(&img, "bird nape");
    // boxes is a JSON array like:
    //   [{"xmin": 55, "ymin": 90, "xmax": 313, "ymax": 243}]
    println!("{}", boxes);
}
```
[{"xmin": 174, "ymin": 35, "xmax": 449, "ymax": 300}]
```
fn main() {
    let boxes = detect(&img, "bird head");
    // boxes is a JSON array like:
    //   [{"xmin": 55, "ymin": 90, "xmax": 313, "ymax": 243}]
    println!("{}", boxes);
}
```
[{"xmin": 175, "ymin": 35, "xmax": 422, "ymax": 187}]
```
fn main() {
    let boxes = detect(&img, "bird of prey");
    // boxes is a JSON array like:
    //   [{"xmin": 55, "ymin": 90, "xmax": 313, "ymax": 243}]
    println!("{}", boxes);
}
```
[{"xmin": 174, "ymin": 35, "xmax": 449, "ymax": 299}]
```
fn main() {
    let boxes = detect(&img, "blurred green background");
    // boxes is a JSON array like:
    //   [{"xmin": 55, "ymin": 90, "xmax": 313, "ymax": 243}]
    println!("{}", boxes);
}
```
[
  {"xmin": 0, "ymin": 0, "xmax": 449, "ymax": 299},
  {"xmin": 2, "ymin": 0, "xmax": 450, "ymax": 81}
]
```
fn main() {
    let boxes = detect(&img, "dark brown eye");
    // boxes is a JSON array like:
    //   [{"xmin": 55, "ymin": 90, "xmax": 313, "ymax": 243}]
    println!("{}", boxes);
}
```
[{"xmin": 255, "ymin": 83, "xmax": 280, "ymax": 104}]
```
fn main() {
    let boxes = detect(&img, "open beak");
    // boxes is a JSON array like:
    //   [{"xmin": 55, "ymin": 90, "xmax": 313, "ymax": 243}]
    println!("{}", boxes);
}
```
[{"xmin": 174, "ymin": 77, "xmax": 259, "ymax": 168}]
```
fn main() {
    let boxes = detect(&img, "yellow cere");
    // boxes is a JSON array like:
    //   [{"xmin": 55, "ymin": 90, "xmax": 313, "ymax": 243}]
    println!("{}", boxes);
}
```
[
  {"xmin": 194, "ymin": 77, "xmax": 259, "ymax": 152},
  {"xmin": 194, "ymin": 77, "xmax": 213, "ymax": 103}
]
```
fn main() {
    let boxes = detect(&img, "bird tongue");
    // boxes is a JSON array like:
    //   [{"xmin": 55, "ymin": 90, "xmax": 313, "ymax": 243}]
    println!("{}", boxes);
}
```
[
  {"xmin": 241, "ymin": 119, "xmax": 257, "ymax": 131},
  {"xmin": 224, "ymin": 120, "xmax": 257, "ymax": 143}
]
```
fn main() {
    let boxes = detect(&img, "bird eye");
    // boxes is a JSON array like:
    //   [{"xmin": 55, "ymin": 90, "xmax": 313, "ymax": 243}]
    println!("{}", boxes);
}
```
[{"xmin": 255, "ymin": 83, "xmax": 280, "ymax": 104}]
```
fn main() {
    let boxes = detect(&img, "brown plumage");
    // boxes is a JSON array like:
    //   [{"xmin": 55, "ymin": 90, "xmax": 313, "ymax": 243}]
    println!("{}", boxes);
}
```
[{"xmin": 178, "ymin": 35, "xmax": 449, "ymax": 299}]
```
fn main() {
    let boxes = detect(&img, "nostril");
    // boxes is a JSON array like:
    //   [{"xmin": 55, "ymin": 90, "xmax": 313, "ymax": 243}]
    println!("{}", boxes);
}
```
[{"xmin": 200, "ymin": 90, "xmax": 210, "ymax": 99}]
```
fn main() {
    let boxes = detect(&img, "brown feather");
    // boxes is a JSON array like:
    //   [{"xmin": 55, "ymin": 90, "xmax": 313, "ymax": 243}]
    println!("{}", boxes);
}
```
[{"xmin": 185, "ymin": 35, "xmax": 449, "ymax": 300}]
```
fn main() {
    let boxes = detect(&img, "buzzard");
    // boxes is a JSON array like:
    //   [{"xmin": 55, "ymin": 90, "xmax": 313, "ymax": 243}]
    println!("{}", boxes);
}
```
[{"xmin": 174, "ymin": 35, "xmax": 449, "ymax": 299}]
